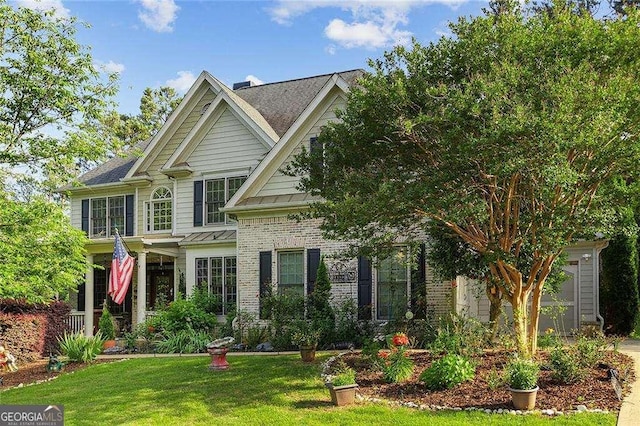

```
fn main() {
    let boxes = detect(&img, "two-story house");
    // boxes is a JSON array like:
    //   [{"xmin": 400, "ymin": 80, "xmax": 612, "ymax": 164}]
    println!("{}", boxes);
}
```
[{"xmin": 63, "ymin": 69, "xmax": 607, "ymax": 337}]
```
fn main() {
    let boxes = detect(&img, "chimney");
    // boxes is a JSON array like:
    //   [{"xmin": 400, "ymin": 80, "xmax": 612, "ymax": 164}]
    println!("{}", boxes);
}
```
[{"xmin": 232, "ymin": 81, "xmax": 253, "ymax": 90}]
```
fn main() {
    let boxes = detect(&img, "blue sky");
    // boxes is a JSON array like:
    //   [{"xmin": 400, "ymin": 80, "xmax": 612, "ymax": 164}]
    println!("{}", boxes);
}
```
[{"xmin": 14, "ymin": 0, "xmax": 488, "ymax": 114}]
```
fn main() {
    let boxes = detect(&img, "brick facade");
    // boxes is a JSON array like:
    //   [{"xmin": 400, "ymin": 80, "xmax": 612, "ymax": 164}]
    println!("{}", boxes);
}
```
[{"xmin": 236, "ymin": 213, "xmax": 453, "ymax": 321}]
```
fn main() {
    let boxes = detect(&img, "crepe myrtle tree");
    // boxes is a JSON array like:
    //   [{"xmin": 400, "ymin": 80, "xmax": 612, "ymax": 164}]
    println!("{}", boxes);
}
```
[{"xmin": 288, "ymin": 2, "xmax": 640, "ymax": 356}]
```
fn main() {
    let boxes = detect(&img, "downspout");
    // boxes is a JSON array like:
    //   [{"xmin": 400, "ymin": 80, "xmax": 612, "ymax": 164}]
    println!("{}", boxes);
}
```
[{"xmin": 595, "ymin": 241, "xmax": 609, "ymax": 332}]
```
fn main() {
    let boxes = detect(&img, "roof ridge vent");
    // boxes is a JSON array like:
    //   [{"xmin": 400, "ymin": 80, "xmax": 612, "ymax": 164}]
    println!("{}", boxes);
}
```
[{"xmin": 233, "ymin": 81, "xmax": 254, "ymax": 90}]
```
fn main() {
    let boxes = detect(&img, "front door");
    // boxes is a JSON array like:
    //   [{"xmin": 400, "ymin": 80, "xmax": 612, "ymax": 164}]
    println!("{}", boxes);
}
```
[{"xmin": 147, "ymin": 263, "xmax": 174, "ymax": 310}]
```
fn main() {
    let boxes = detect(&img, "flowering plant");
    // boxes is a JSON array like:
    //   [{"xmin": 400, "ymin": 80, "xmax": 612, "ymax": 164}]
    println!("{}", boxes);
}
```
[{"xmin": 378, "ymin": 332, "xmax": 414, "ymax": 383}]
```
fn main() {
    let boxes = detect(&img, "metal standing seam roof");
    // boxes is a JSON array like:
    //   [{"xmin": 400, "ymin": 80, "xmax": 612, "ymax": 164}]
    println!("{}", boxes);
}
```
[
  {"xmin": 72, "ymin": 69, "xmax": 364, "ymax": 187},
  {"xmin": 179, "ymin": 230, "xmax": 237, "ymax": 245}
]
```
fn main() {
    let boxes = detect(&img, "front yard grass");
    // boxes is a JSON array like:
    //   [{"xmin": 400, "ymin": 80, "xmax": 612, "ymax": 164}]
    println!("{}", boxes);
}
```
[{"xmin": 0, "ymin": 353, "xmax": 616, "ymax": 425}]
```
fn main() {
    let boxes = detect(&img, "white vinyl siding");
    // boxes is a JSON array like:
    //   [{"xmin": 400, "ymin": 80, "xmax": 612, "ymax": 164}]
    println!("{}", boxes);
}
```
[
  {"xmin": 257, "ymin": 95, "xmax": 346, "ymax": 197},
  {"xmin": 174, "ymin": 107, "xmax": 269, "ymax": 234}
]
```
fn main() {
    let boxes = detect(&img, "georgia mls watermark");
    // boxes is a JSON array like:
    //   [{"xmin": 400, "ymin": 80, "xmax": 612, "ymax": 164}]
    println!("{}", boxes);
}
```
[{"xmin": 0, "ymin": 405, "xmax": 64, "ymax": 426}]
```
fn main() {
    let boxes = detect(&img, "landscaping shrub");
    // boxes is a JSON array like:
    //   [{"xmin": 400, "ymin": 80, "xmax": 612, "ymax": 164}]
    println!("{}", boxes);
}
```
[
  {"xmin": 155, "ymin": 329, "xmax": 213, "ymax": 354},
  {"xmin": 58, "ymin": 330, "xmax": 104, "ymax": 363},
  {"xmin": 0, "ymin": 312, "xmax": 45, "ymax": 362},
  {"xmin": 308, "ymin": 258, "xmax": 335, "ymax": 346},
  {"xmin": 420, "ymin": 354, "xmax": 475, "ymax": 390},
  {"xmin": 153, "ymin": 298, "xmax": 217, "ymax": 335},
  {"xmin": 333, "ymin": 298, "xmax": 374, "ymax": 347},
  {"xmin": 575, "ymin": 333, "xmax": 607, "ymax": 367},
  {"xmin": 263, "ymin": 293, "xmax": 304, "ymax": 350},
  {"xmin": 429, "ymin": 313, "xmax": 488, "ymax": 356},
  {"xmin": 600, "ymin": 222, "xmax": 639, "ymax": 336},
  {"xmin": 550, "ymin": 346, "xmax": 586, "ymax": 384},
  {"xmin": 0, "ymin": 299, "xmax": 70, "ymax": 359},
  {"xmin": 537, "ymin": 327, "xmax": 561, "ymax": 349}
]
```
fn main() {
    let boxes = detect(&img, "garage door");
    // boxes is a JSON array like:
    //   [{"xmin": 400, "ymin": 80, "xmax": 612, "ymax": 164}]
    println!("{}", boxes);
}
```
[{"xmin": 538, "ymin": 263, "xmax": 578, "ymax": 335}]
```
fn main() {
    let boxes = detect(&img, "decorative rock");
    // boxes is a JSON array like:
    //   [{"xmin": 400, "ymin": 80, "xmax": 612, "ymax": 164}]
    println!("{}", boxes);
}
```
[
  {"xmin": 515, "ymin": 410, "xmax": 522, "ymax": 415},
  {"xmin": 576, "ymin": 405, "xmax": 588, "ymax": 412},
  {"xmin": 542, "ymin": 409, "xmax": 554, "ymax": 416},
  {"xmin": 510, "ymin": 410, "xmax": 517, "ymax": 415},
  {"xmin": 497, "ymin": 409, "xmax": 503, "ymax": 414},
  {"xmin": 485, "ymin": 409, "xmax": 492, "ymax": 414},
  {"xmin": 453, "ymin": 407, "xmax": 462, "ymax": 411}
]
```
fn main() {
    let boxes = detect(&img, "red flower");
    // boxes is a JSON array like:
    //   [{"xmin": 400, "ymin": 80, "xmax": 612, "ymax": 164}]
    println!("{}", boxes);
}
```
[
  {"xmin": 392, "ymin": 333, "xmax": 409, "ymax": 347},
  {"xmin": 378, "ymin": 351, "xmax": 389, "ymax": 359}
]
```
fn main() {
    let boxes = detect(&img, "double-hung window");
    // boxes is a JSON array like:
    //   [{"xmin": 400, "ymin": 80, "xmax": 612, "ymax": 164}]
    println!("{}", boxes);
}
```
[
  {"xmin": 277, "ymin": 251, "xmax": 304, "ymax": 297},
  {"xmin": 146, "ymin": 187, "xmax": 172, "ymax": 232},
  {"xmin": 376, "ymin": 248, "xmax": 409, "ymax": 320},
  {"xmin": 195, "ymin": 256, "xmax": 237, "ymax": 315},
  {"xmin": 204, "ymin": 176, "xmax": 246, "ymax": 225},
  {"xmin": 90, "ymin": 196, "xmax": 124, "ymax": 237}
]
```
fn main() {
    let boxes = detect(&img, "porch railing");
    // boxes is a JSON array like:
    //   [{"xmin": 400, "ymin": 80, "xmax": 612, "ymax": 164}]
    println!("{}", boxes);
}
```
[{"xmin": 67, "ymin": 311, "xmax": 85, "ymax": 334}]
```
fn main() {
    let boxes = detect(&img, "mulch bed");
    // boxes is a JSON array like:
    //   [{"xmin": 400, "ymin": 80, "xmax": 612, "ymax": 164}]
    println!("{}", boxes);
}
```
[
  {"xmin": 341, "ymin": 350, "xmax": 635, "ymax": 412},
  {"xmin": 0, "ymin": 359, "xmax": 113, "ymax": 390}
]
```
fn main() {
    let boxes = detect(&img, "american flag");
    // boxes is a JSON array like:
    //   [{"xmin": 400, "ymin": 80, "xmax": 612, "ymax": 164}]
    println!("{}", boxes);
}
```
[{"xmin": 108, "ymin": 232, "xmax": 135, "ymax": 305}]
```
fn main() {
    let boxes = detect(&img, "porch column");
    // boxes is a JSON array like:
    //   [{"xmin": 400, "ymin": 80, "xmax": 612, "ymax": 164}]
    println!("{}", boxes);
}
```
[
  {"xmin": 136, "ymin": 251, "xmax": 147, "ymax": 326},
  {"xmin": 84, "ymin": 254, "xmax": 94, "ymax": 337}
]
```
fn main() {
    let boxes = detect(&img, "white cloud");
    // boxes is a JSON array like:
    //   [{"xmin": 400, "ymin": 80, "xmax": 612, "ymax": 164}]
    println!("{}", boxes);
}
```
[
  {"xmin": 267, "ymin": 0, "xmax": 466, "ymax": 50},
  {"xmin": 95, "ymin": 60, "xmax": 126, "ymax": 74},
  {"xmin": 137, "ymin": 0, "xmax": 180, "ymax": 33},
  {"xmin": 16, "ymin": 0, "xmax": 70, "ymax": 19},
  {"xmin": 165, "ymin": 71, "xmax": 196, "ymax": 93},
  {"xmin": 244, "ymin": 75, "xmax": 264, "ymax": 86},
  {"xmin": 325, "ymin": 44, "xmax": 337, "ymax": 55}
]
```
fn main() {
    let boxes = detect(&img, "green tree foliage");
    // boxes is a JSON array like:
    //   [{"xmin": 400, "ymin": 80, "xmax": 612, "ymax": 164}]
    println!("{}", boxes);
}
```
[
  {"xmin": 0, "ymin": 195, "xmax": 87, "ymax": 302},
  {"xmin": 101, "ymin": 86, "xmax": 182, "ymax": 149},
  {"xmin": 291, "ymin": 3, "xmax": 640, "ymax": 356},
  {"xmin": 308, "ymin": 258, "xmax": 335, "ymax": 345},
  {"xmin": 0, "ymin": 2, "xmax": 119, "ymax": 190},
  {"xmin": 600, "ymin": 210, "xmax": 639, "ymax": 335}
]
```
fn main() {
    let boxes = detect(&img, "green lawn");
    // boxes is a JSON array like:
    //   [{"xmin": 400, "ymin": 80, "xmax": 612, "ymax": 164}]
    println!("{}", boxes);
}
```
[{"xmin": 0, "ymin": 353, "xmax": 616, "ymax": 425}]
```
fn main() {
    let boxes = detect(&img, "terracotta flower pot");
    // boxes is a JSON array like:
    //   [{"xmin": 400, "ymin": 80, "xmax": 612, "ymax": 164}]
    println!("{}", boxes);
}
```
[
  {"xmin": 326, "ymin": 383, "xmax": 358, "ymax": 406},
  {"xmin": 509, "ymin": 386, "xmax": 539, "ymax": 410},
  {"xmin": 299, "ymin": 345, "xmax": 316, "ymax": 363},
  {"xmin": 102, "ymin": 339, "xmax": 116, "ymax": 350}
]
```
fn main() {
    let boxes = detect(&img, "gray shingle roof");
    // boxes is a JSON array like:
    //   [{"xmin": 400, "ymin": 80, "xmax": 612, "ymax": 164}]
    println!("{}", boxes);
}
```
[
  {"xmin": 73, "ymin": 69, "xmax": 363, "ymax": 187},
  {"xmin": 234, "ymin": 69, "xmax": 363, "ymax": 137}
]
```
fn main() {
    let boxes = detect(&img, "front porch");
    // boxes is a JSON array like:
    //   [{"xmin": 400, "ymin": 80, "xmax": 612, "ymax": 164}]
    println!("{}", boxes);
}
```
[{"xmin": 70, "ymin": 239, "xmax": 184, "ymax": 336}]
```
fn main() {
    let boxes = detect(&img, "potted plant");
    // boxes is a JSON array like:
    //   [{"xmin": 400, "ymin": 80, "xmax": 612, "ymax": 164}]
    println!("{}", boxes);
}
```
[
  {"xmin": 206, "ymin": 337, "xmax": 235, "ymax": 370},
  {"xmin": 505, "ymin": 357, "xmax": 540, "ymax": 410},
  {"xmin": 98, "ymin": 303, "xmax": 117, "ymax": 349},
  {"xmin": 291, "ymin": 320, "xmax": 320, "ymax": 362},
  {"xmin": 325, "ymin": 366, "xmax": 358, "ymax": 406}
]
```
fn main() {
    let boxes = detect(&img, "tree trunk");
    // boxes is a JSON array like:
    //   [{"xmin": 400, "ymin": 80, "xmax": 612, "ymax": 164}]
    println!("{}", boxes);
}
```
[
  {"xmin": 511, "ymin": 293, "xmax": 530, "ymax": 357},
  {"xmin": 486, "ymin": 281, "xmax": 502, "ymax": 341}
]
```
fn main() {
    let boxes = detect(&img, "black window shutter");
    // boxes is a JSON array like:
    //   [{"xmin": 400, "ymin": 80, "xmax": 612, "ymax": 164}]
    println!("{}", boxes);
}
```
[
  {"xmin": 411, "ymin": 243, "xmax": 427, "ymax": 319},
  {"xmin": 193, "ymin": 180, "xmax": 203, "ymax": 226},
  {"xmin": 125, "ymin": 195, "xmax": 134, "ymax": 236},
  {"xmin": 357, "ymin": 256, "xmax": 372, "ymax": 320},
  {"xmin": 77, "ymin": 282, "xmax": 86, "ymax": 311},
  {"xmin": 307, "ymin": 248, "xmax": 321, "ymax": 295},
  {"xmin": 81, "ymin": 199, "xmax": 89, "ymax": 235},
  {"xmin": 309, "ymin": 137, "xmax": 323, "ymax": 188},
  {"xmin": 259, "ymin": 251, "xmax": 272, "ymax": 319}
]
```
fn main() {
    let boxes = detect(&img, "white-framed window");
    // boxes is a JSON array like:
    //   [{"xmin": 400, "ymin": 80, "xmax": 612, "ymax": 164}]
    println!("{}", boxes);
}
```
[
  {"xmin": 277, "ymin": 251, "xmax": 304, "ymax": 297},
  {"xmin": 376, "ymin": 248, "xmax": 409, "ymax": 320},
  {"xmin": 145, "ymin": 187, "xmax": 173, "ymax": 232},
  {"xmin": 204, "ymin": 176, "xmax": 246, "ymax": 225},
  {"xmin": 195, "ymin": 256, "xmax": 237, "ymax": 315},
  {"xmin": 90, "ymin": 196, "xmax": 125, "ymax": 237}
]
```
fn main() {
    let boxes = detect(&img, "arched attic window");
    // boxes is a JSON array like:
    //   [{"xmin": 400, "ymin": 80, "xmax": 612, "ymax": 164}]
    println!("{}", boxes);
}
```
[{"xmin": 146, "ymin": 187, "xmax": 173, "ymax": 232}]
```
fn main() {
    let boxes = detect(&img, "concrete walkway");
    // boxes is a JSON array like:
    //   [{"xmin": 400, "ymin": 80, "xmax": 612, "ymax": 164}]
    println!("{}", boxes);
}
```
[{"xmin": 618, "ymin": 340, "xmax": 640, "ymax": 425}]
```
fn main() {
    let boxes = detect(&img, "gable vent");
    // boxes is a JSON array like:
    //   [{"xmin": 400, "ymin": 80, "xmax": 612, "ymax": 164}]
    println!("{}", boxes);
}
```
[{"xmin": 232, "ymin": 81, "xmax": 253, "ymax": 90}]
